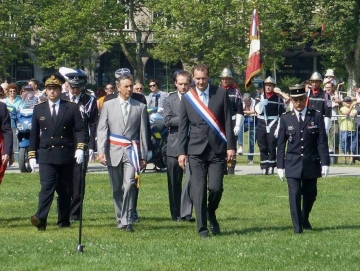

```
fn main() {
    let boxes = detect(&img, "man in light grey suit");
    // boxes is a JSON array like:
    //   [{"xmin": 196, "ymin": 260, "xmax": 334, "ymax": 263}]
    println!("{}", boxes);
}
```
[
  {"xmin": 97, "ymin": 74, "xmax": 149, "ymax": 232},
  {"xmin": 163, "ymin": 70, "xmax": 194, "ymax": 222}
]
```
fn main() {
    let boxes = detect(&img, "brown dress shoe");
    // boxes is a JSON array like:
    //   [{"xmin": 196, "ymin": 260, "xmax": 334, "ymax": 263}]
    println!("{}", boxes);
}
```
[{"xmin": 30, "ymin": 215, "xmax": 46, "ymax": 231}]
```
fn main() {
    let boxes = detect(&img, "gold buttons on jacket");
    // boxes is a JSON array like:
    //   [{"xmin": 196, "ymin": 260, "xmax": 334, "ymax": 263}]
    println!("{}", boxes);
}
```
[
  {"xmin": 51, "ymin": 136, "xmax": 54, "ymax": 139},
  {"xmin": 52, "ymin": 145, "xmax": 54, "ymax": 148},
  {"xmin": 61, "ymin": 136, "xmax": 63, "ymax": 138}
]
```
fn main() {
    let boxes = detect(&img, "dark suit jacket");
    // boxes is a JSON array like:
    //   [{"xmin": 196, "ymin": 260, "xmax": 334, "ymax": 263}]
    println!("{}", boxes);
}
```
[
  {"xmin": 0, "ymin": 102, "xmax": 13, "ymax": 155},
  {"xmin": 277, "ymin": 109, "xmax": 330, "ymax": 179},
  {"xmin": 29, "ymin": 100, "xmax": 84, "ymax": 164},
  {"xmin": 163, "ymin": 91, "xmax": 182, "ymax": 157},
  {"xmin": 61, "ymin": 92, "xmax": 98, "ymax": 150},
  {"xmin": 178, "ymin": 85, "xmax": 236, "ymax": 155}
]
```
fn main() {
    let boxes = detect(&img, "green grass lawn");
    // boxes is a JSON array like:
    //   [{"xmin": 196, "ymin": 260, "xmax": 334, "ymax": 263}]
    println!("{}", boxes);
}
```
[{"xmin": 1, "ymin": 172, "xmax": 360, "ymax": 271}]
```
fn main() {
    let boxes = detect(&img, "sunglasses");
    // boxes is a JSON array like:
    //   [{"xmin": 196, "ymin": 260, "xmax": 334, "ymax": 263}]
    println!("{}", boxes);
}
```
[
  {"xmin": 149, "ymin": 84, "xmax": 156, "ymax": 87},
  {"xmin": 105, "ymin": 87, "xmax": 113, "ymax": 90},
  {"xmin": 135, "ymin": 87, "xmax": 143, "ymax": 90}
]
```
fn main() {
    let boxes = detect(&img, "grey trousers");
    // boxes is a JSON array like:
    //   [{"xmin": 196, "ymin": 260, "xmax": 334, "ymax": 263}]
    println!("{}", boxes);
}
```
[
  {"xmin": 180, "ymin": 163, "xmax": 193, "ymax": 218},
  {"xmin": 108, "ymin": 154, "xmax": 136, "ymax": 226}
]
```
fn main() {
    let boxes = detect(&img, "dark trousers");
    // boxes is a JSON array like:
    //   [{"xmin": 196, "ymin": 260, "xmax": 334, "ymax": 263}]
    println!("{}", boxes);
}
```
[
  {"xmin": 189, "ymin": 146, "xmax": 225, "ymax": 233},
  {"xmin": 287, "ymin": 177, "xmax": 317, "ymax": 233},
  {"xmin": 70, "ymin": 162, "xmax": 84, "ymax": 220},
  {"xmin": 37, "ymin": 164, "xmax": 74, "ymax": 226},
  {"xmin": 257, "ymin": 123, "xmax": 277, "ymax": 169},
  {"xmin": 166, "ymin": 156, "xmax": 183, "ymax": 219}
]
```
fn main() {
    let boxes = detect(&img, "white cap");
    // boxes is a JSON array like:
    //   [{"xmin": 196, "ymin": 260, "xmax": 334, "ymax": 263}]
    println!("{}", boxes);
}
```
[{"xmin": 325, "ymin": 69, "xmax": 335, "ymax": 77}]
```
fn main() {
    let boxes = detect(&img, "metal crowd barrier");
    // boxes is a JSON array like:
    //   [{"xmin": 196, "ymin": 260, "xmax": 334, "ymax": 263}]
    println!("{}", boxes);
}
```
[{"xmin": 238, "ymin": 114, "xmax": 360, "ymax": 163}]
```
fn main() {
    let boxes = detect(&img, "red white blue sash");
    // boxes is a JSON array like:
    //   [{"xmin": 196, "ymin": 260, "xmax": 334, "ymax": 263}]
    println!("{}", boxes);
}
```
[
  {"xmin": 109, "ymin": 133, "xmax": 141, "ymax": 177},
  {"xmin": 184, "ymin": 89, "xmax": 227, "ymax": 143}
]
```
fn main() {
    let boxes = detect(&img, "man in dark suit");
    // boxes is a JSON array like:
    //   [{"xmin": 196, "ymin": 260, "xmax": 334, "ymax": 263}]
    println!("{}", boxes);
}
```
[
  {"xmin": 163, "ymin": 70, "xmax": 194, "ymax": 222},
  {"xmin": 61, "ymin": 72, "xmax": 98, "ymax": 221},
  {"xmin": 178, "ymin": 64, "xmax": 236, "ymax": 238},
  {"xmin": 28, "ymin": 73, "xmax": 84, "ymax": 230},
  {"xmin": 277, "ymin": 84, "xmax": 330, "ymax": 234}
]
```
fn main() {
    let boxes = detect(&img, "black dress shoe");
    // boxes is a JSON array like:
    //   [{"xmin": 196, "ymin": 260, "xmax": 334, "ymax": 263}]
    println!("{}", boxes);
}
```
[
  {"xmin": 126, "ymin": 224, "xmax": 134, "ymax": 232},
  {"xmin": 30, "ymin": 215, "xmax": 46, "ymax": 231},
  {"xmin": 210, "ymin": 221, "xmax": 220, "ymax": 235},
  {"xmin": 208, "ymin": 212, "xmax": 220, "ymax": 235},
  {"xmin": 181, "ymin": 215, "xmax": 195, "ymax": 222},
  {"xmin": 199, "ymin": 230, "xmax": 210, "ymax": 238},
  {"xmin": 172, "ymin": 216, "xmax": 181, "ymax": 222},
  {"xmin": 303, "ymin": 220, "xmax": 312, "ymax": 230},
  {"xmin": 227, "ymin": 167, "xmax": 235, "ymax": 175}
]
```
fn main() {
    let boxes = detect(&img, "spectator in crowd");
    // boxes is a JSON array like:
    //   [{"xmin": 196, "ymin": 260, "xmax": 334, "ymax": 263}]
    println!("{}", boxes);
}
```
[
  {"xmin": 324, "ymin": 78, "xmax": 340, "ymax": 163},
  {"xmin": 324, "ymin": 69, "xmax": 337, "ymax": 86},
  {"xmin": 238, "ymin": 92, "xmax": 256, "ymax": 164},
  {"xmin": 338, "ymin": 96, "xmax": 358, "ymax": 165},
  {"xmin": 133, "ymin": 83, "xmax": 144, "ymax": 94},
  {"xmin": 146, "ymin": 79, "xmax": 168, "ymax": 113},
  {"xmin": 5, "ymin": 83, "xmax": 21, "ymax": 160},
  {"xmin": 97, "ymin": 83, "xmax": 114, "ymax": 111}
]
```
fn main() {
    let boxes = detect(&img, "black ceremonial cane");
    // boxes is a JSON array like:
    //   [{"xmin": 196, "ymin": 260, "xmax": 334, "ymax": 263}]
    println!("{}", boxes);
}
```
[{"xmin": 76, "ymin": 89, "xmax": 90, "ymax": 253}]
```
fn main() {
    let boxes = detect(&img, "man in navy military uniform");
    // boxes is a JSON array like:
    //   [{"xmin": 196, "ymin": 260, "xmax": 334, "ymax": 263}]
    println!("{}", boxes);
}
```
[
  {"xmin": 61, "ymin": 71, "xmax": 98, "ymax": 221},
  {"xmin": 29, "ymin": 73, "xmax": 84, "ymax": 230},
  {"xmin": 277, "ymin": 84, "xmax": 330, "ymax": 234}
]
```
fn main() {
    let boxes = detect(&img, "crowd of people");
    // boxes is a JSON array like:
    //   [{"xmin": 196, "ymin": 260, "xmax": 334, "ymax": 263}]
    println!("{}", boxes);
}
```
[{"xmin": 0, "ymin": 64, "xmax": 358, "ymax": 237}]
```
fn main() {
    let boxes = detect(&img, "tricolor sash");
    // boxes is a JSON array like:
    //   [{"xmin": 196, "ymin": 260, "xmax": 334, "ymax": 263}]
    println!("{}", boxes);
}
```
[
  {"xmin": 109, "ymin": 133, "xmax": 141, "ymax": 185},
  {"xmin": 184, "ymin": 89, "xmax": 227, "ymax": 143}
]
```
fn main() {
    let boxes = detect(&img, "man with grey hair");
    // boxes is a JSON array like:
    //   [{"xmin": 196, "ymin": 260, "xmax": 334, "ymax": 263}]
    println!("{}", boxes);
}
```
[{"xmin": 97, "ymin": 74, "xmax": 149, "ymax": 232}]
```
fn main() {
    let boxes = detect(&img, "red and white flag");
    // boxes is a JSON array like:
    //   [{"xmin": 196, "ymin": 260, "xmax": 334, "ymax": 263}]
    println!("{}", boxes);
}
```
[{"xmin": 245, "ymin": 9, "xmax": 261, "ymax": 90}]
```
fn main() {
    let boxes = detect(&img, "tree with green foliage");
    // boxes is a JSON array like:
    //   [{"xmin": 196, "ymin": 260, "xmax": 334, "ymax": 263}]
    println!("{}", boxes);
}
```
[
  {"xmin": 31, "ymin": 0, "xmax": 126, "ymax": 71},
  {"xmin": 0, "ymin": 0, "xmax": 33, "ymax": 82}
]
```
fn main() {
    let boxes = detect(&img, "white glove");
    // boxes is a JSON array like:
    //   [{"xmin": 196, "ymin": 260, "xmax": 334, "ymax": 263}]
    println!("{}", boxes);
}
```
[
  {"xmin": 88, "ymin": 149, "xmax": 94, "ymax": 162},
  {"xmin": 234, "ymin": 125, "xmax": 240, "ymax": 136},
  {"xmin": 321, "ymin": 165, "xmax": 329, "ymax": 178},
  {"xmin": 324, "ymin": 117, "xmax": 331, "ymax": 136},
  {"xmin": 277, "ymin": 168, "xmax": 285, "ymax": 181},
  {"xmin": 29, "ymin": 158, "xmax": 37, "ymax": 172},
  {"xmin": 234, "ymin": 114, "xmax": 244, "ymax": 136},
  {"xmin": 74, "ymin": 149, "xmax": 84, "ymax": 164},
  {"xmin": 255, "ymin": 99, "xmax": 268, "ymax": 114},
  {"xmin": 274, "ymin": 121, "xmax": 280, "ymax": 138},
  {"xmin": 259, "ymin": 99, "xmax": 269, "ymax": 106}
]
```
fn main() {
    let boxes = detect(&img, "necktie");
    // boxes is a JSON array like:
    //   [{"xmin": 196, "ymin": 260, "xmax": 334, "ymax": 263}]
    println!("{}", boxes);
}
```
[
  {"xmin": 71, "ymin": 96, "xmax": 76, "ymax": 103},
  {"xmin": 201, "ymin": 92, "xmax": 208, "ymax": 107},
  {"xmin": 122, "ymin": 102, "xmax": 128, "ymax": 124},
  {"xmin": 299, "ymin": 112, "xmax": 303, "ymax": 127},
  {"xmin": 52, "ymin": 104, "xmax": 57, "ymax": 124},
  {"xmin": 154, "ymin": 94, "xmax": 160, "ymax": 108}
]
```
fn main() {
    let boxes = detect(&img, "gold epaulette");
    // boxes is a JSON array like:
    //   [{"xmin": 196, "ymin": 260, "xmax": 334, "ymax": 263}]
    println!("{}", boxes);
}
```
[
  {"xmin": 28, "ymin": 151, "xmax": 36, "ymax": 159},
  {"xmin": 77, "ymin": 143, "xmax": 84, "ymax": 150}
]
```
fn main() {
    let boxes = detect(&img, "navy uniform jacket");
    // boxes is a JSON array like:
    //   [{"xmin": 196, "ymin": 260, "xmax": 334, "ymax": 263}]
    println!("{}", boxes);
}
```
[
  {"xmin": 307, "ymin": 89, "xmax": 332, "ymax": 118},
  {"xmin": 178, "ymin": 85, "xmax": 236, "ymax": 156},
  {"xmin": 163, "ymin": 91, "xmax": 182, "ymax": 157},
  {"xmin": 29, "ymin": 100, "xmax": 84, "ymax": 164},
  {"xmin": 258, "ymin": 94, "xmax": 286, "ymax": 127},
  {"xmin": 277, "ymin": 109, "xmax": 330, "ymax": 179},
  {"xmin": 61, "ymin": 92, "xmax": 98, "ymax": 150}
]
